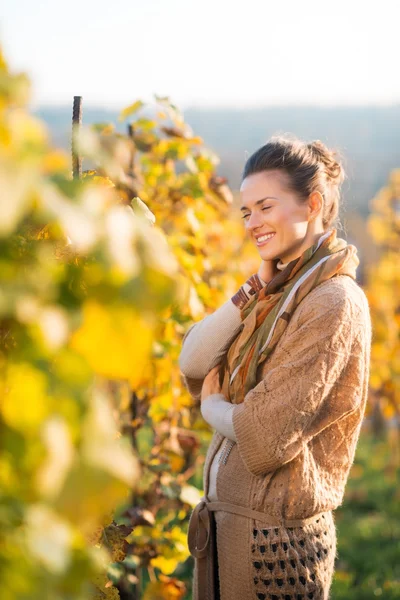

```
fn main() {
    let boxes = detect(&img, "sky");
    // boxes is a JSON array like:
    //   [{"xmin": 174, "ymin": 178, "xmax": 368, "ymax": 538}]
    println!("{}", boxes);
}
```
[{"xmin": 1, "ymin": 0, "xmax": 399, "ymax": 110}]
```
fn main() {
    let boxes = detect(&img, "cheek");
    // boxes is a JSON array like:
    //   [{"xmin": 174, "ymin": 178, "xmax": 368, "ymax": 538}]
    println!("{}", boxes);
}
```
[
  {"xmin": 278, "ymin": 205, "xmax": 307, "ymax": 229},
  {"xmin": 270, "ymin": 208, "xmax": 288, "ymax": 228},
  {"xmin": 272, "ymin": 209, "xmax": 308, "ymax": 243}
]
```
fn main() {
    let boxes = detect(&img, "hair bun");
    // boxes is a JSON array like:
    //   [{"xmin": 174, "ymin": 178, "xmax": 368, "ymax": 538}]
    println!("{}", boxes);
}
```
[
  {"xmin": 242, "ymin": 134, "xmax": 345, "ymax": 230},
  {"xmin": 306, "ymin": 140, "xmax": 344, "ymax": 186}
]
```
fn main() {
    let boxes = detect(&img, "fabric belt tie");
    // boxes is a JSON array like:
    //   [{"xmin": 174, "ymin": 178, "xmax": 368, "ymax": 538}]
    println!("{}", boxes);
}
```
[{"xmin": 187, "ymin": 498, "xmax": 329, "ymax": 600}]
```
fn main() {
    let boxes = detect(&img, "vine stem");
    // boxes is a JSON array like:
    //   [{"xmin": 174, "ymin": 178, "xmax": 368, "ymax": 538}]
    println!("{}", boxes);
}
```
[{"xmin": 72, "ymin": 95, "xmax": 83, "ymax": 179}]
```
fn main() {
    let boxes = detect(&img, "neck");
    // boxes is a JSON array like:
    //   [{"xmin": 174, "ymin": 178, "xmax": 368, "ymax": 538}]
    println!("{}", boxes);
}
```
[{"xmin": 279, "ymin": 229, "xmax": 328, "ymax": 264}]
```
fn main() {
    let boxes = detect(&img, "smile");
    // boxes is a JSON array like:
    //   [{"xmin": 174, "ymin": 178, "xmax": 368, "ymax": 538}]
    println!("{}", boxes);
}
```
[{"xmin": 255, "ymin": 232, "xmax": 276, "ymax": 246}]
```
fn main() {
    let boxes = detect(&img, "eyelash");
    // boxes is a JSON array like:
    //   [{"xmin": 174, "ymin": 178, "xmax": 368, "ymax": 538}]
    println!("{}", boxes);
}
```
[{"xmin": 241, "ymin": 206, "xmax": 271, "ymax": 219}]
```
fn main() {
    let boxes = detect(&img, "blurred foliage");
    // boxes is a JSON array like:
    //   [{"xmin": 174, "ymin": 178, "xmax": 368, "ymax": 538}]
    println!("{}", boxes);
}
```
[
  {"xmin": 331, "ymin": 428, "xmax": 400, "ymax": 599},
  {"xmin": 365, "ymin": 170, "xmax": 400, "ymax": 431},
  {"xmin": 83, "ymin": 96, "xmax": 260, "ymax": 598},
  {"xmin": 0, "ymin": 48, "xmax": 179, "ymax": 599},
  {"xmin": 0, "ymin": 46, "xmax": 260, "ymax": 599}
]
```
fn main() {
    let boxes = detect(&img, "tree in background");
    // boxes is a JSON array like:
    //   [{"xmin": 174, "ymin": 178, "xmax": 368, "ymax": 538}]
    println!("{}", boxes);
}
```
[{"xmin": 365, "ymin": 169, "xmax": 400, "ymax": 434}]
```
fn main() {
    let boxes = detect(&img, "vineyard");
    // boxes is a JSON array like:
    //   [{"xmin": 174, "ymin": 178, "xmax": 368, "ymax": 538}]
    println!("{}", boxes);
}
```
[{"xmin": 1, "ymin": 47, "xmax": 399, "ymax": 600}]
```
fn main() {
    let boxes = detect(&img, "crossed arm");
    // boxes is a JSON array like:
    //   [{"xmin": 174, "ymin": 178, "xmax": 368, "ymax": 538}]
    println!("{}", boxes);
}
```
[
  {"xmin": 180, "ymin": 277, "xmax": 370, "ymax": 478},
  {"xmin": 178, "ymin": 276, "xmax": 268, "ymax": 441}
]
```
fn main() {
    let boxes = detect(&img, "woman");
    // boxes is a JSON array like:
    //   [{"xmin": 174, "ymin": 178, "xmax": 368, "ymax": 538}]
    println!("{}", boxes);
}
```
[{"xmin": 179, "ymin": 136, "xmax": 371, "ymax": 600}]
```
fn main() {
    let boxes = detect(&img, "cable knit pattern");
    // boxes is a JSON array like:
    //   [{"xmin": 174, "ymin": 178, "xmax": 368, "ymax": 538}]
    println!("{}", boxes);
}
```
[
  {"xmin": 232, "ymin": 278, "xmax": 369, "ymax": 484},
  {"xmin": 181, "ymin": 275, "xmax": 371, "ymax": 600}
]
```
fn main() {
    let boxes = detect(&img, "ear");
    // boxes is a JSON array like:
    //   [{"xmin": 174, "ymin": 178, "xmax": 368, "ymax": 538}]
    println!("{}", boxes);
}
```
[{"xmin": 308, "ymin": 191, "xmax": 323, "ymax": 221}]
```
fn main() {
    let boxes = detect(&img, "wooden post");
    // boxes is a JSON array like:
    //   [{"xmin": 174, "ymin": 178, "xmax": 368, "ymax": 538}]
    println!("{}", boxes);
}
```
[
  {"xmin": 72, "ymin": 96, "xmax": 83, "ymax": 179},
  {"xmin": 127, "ymin": 123, "xmax": 136, "ymax": 179}
]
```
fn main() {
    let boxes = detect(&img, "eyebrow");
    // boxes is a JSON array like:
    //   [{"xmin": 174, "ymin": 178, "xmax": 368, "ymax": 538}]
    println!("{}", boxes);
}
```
[{"xmin": 240, "ymin": 196, "xmax": 278, "ymax": 212}]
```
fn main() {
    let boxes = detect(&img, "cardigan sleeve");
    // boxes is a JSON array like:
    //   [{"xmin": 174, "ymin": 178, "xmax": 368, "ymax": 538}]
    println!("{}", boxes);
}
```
[
  {"xmin": 200, "ymin": 393, "xmax": 237, "ymax": 441},
  {"xmin": 232, "ymin": 282, "xmax": 370, "ymax": 477},
  {"xmin": 178, "ymin": 298, "xmax": 242, "ymax": 379},
  {"xmin": 179, "ymin": 275, "xmax": 268, "ymax": 401}
]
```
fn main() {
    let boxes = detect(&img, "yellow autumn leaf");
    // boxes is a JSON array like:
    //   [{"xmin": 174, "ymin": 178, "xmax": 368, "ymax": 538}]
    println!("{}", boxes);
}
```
[
  {"xmin": 151, "ymin": 526, "xmax": 189, "ymax": 574},
  {"xmin": 143, "ymin": 579, "xmax": 185, "ymax": 600},
  {"xmin": 90, "ymin": 573, "xmax": 120, "ymax": 600},
  {"xmin": 70, "ymin": 301, "xmax": 153, "ymax": 386},
  {"xmin": 148, "ymin": 393, "xmax": 172, "ymax": 423},
  {"xmin": 1, "ymin": 362, "xmax": 49, "ymax": 433},
  {"xmin": 118, "ymin": 100, "xmax": 144, "ymax": 121},
  {"xmin": 167, "ymin": 452, "xmax": 185, "ymax": 473},
  {"xmin": 151, "ymin": 555, "xmax": 180, "ymax": 576},
  {"xmin": 0, "ymin": 48, "xmax": 7, "ymax": 70},
  {"xmin": 41, "ymin": 150, "xmax": 69, "ymax": 174}
]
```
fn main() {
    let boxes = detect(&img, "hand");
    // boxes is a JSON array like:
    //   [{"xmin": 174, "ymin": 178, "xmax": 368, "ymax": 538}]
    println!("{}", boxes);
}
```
[
  {"xmin": 201, "ymin": 365, "xmax": 222, "ymax": 403},
  {"xmin": 257, "ymin": 259, "xmax": 279, "ymax": 284}
]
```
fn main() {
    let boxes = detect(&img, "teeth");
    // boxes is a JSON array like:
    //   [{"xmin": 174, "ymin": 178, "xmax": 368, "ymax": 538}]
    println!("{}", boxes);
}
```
[{"xmin": 257, "ymin": 233, "xmax": 275, "ymax": 243}]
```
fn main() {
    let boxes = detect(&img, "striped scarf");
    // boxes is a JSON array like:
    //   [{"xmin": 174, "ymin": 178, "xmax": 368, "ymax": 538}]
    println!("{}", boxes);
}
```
[{"xmin": 224, "ymin": 229, "xmax": 359, "ymax": 405}]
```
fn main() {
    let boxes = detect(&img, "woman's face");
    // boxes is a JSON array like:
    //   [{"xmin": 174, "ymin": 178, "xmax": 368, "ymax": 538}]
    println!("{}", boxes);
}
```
[{"xmin": 240, "ymin": 169, "xmax": 315, "ymax": 264}]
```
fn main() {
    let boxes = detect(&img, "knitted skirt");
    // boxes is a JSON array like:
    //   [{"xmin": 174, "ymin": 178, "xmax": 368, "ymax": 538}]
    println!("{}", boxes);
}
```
[{"xmin": 213, "ymin": 508, "xmax": 337, "ymax": 600}]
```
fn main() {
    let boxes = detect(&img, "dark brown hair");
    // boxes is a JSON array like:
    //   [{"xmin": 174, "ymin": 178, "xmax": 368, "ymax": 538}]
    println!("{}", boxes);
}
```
[{"xmin": 242, "ymin": 135, "xmax": 345, "ymax": 229}]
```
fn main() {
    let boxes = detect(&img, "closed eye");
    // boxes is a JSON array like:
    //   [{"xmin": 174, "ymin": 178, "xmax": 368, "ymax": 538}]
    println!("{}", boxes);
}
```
[{"xmin": 241, "ymin": 206, "xmax": 271, "ymax": 219}]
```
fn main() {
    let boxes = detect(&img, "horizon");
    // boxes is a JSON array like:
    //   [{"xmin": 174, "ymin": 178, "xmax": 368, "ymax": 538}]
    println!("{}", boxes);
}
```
[
  {"xmin": 2, "ymin": 0, "xmax": 400, "ymax": 109},
  {"xmin": 34, "ymin": 101, "xmax": 400, "ymax": 112}
]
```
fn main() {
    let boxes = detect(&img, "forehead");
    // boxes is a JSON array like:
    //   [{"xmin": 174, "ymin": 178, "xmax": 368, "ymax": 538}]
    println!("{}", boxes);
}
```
[{"xmin": 240, "ymin": 170, "xmax": 290, "ymax": 197}]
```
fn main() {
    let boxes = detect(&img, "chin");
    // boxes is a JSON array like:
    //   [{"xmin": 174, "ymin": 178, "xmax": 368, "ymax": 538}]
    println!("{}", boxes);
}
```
[{"xmin": 258, "ymin": 247, "xmax": 279, "ymax": 261}]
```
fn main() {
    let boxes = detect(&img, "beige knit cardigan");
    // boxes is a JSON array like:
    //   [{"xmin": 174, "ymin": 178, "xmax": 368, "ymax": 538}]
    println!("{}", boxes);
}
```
[
  {"xmin": 183, "ymin": 275, "xmax": 371, "ymax": 600},
  {"xmin": 183, "ymin": 275, "xmax": 371, "ymax": 518}
]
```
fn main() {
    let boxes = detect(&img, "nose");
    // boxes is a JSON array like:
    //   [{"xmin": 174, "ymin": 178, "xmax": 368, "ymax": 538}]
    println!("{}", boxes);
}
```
[{"xmin": 246, "ymin": 210, "xmax": 264, "ymax": 232}]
